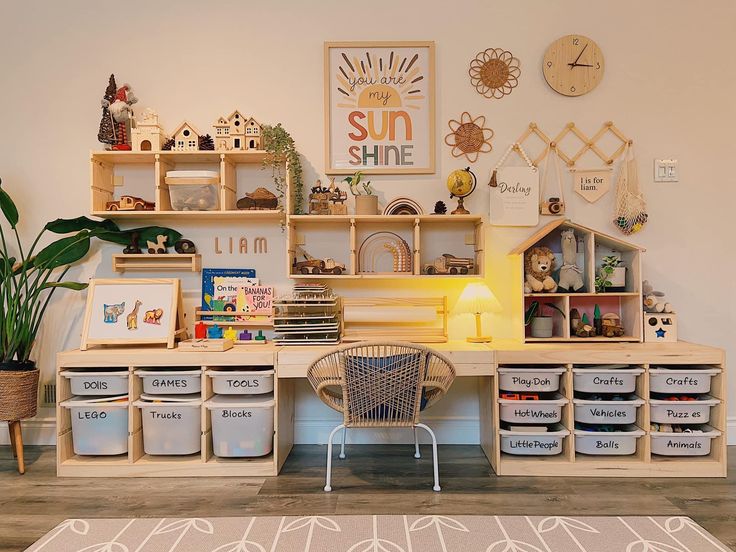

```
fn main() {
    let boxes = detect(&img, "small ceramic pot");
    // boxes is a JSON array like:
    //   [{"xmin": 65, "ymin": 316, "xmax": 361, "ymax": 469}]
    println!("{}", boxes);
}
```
[
  {"xmin": 530, "ymin": 316, "xmax": 554, "ymax": 338},
  {"xmin": 355, "ymin": 195, "xmax": 379, "ymax": 215}
]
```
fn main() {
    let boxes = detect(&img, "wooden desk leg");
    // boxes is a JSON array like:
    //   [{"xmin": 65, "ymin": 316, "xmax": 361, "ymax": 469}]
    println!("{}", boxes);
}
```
[{"xmin": 9, "ymin": 421, "xmax": 25, "ymax": 474}]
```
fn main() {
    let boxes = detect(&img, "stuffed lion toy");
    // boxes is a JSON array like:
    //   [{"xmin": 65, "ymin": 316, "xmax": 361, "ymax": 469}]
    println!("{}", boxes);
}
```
[{"xmin": 524, "ymin": 246, "xmax": 558, "ymax": 293}]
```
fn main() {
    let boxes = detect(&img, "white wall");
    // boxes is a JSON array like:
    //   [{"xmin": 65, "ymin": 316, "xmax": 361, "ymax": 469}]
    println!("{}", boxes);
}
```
[{"xmin": 1, "ymin": 0, "xmax": 734, "ymax": 444}]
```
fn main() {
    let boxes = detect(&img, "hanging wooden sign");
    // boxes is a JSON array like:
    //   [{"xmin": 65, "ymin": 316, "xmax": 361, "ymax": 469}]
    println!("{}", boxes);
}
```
[
  {"xmin": 571, "ymin": 168, "xmax": 611, "ymax": 203},
  {"xmin": 490, "ymin": 166, "xmax": 539, "ymax": 226}
]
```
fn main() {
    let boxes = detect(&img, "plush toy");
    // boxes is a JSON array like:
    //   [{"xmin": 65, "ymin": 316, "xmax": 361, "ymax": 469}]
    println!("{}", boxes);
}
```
[
  {"xmin": 643, "ymin": 280, "xmax": 673, "ymax": 313},
  {"xmin": 107, "ymin": 83, "xmax": 138, "ymax": 150},
  {"xmin": 557, "ymin": 229, "xmax": 585, "ymax": 292},
  {"xmin": 524, "ymin": 246, "xmax": 558, "ymax": 293}
]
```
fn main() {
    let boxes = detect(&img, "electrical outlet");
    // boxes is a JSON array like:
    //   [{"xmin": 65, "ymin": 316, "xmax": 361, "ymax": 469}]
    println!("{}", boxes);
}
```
[{"xmin": 654, "ymin": 159, "xmax": 678, "ymax": 182}]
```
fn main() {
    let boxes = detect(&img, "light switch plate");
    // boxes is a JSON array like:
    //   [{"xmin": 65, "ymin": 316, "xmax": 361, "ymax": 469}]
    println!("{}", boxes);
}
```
[{"xmin": 654, "ymin": 159, "xmax": 678, "ymax": 182}]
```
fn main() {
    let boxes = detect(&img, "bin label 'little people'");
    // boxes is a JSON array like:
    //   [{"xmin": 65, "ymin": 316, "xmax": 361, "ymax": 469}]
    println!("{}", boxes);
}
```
[{"xmin": 508, "ymin": 438, "xmax": 559, "ymax": 451}]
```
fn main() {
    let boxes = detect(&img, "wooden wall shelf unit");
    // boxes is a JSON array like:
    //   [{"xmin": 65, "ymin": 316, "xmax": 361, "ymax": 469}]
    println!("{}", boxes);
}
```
[
  {"xmin": 112, "ymin": 254, "xmax": 202, "ymax": 273},
  {"xmin": 90, "ymin": 150, "xmax": 288, "ymax": 220},
  {"xmin": 286, "ymin": 214, "xmax": 484, "ymax": 279},
  {"xmin": 57, "ymin": 340, "xmax": 725, "ymax": 479},
  {"xmin": 509, "ymin": 219, "xmax": 644, "ymax": 343}
]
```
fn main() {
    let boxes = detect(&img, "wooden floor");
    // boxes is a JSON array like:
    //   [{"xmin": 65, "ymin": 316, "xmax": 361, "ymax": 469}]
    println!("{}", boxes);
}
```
[{"xmin": 1, "ymin": 445, "xmax": 735, "ymax": 551}]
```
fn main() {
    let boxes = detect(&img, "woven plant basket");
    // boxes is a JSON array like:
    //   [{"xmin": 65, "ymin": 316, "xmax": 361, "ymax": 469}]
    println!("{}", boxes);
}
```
[{"xmin": 0, "ymin": 368, "xmax": 39, "ymax": 421}]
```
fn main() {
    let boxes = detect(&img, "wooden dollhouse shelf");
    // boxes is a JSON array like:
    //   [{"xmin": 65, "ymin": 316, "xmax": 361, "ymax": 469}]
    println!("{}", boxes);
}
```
[
  {"xmin": 510, "ymin": 219, "xmax": 644, "ymax": 343},
  {"xmin": 112, "ymin": 254, "xmax": 201, "ymax": 273},
  {"xmin": 91, "ymin": 150, "xmax": 272, "ymax": 164},
  {"xmin": 287, "ymin": 213, "xmax": 485, "ymax": 280}
]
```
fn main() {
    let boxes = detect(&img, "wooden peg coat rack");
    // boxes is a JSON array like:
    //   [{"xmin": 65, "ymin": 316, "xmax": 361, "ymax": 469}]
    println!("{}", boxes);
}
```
[{"xmin": 516, "ymin": 121, "xmax": 632, "ymax": 167}]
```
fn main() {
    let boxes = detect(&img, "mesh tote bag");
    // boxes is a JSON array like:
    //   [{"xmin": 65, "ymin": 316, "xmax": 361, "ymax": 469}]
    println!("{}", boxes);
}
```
[{"xmin": 613, "ymin": 143, "xmax": 648, "ymax": 235}]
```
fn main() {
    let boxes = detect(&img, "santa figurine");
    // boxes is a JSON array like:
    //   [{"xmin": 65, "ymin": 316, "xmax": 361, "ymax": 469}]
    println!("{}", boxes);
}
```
[{"xmin": 106, "ymin": 83, "xmax": 138, "ymax": 150}]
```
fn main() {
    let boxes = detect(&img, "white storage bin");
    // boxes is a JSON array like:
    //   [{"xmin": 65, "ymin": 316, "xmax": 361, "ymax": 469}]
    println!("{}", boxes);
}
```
[
  {"xmin": 61, "ymin": 396, "xmax": 129, "ymax": 456},
  {"xmin": 575, "ymin": 425, "xmax": 644, "ymax": 456},
  {"xmin": 165, "ymin": 170, "xmax": 220, "ymax": 211},
  {"xmin": 135, "ymin": 369, "xmax": 201, "ymax": 395},
  {"xmin": 499, "ymin": 424, "xmax": 568, "ymax": 456},
  {"xmin": 650, "ymin": 396, "xmax": 720, "ymax": 424},
  {"xmin": 574, "ymin": 396, "xmax": 644, "ymax": 425},
  {"xmin": 498, "ymin": 393, "xmax": 567, "ymax": 424},
  {"xmin": 205, "ymin": 393, "xmax": 275, "ymax": 458},
  {"xmin": 497, "ymin": 367, "xmax": 566, "ymax": 393},
  {"xmin": 62, "ymin": 370, "xmax": 128, "ymax": 396},
  {"xmin": 133, "ymin": 394, "xmax": 202, "ymax": 456},
  {"xmin": 649, "ymin": 367, "xmax": 720, "ymax": 394},
  {"xmin": 650, "ymin": 425, "xmax": 721, "ymax": 457},
  {"xmin": 206, "ymin": 369, "xmax": 274, "ymax": 395},
  {"xmin": 573, "ymin": 365, "xmax": 643, "ymax": 394}
]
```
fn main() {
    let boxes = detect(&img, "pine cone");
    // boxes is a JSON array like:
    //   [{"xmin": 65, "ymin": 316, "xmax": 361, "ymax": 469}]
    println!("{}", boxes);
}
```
[
  {"xmin": 199, "ymin": 134, "xmax": 215, "ymax": 150},
  {"xmin": 433, "ymin": 201, "xmax": 447, "ymax": 215},
  {"xmin": 162, "ymin": 137, "xmax": 175, "ymax": 151}
]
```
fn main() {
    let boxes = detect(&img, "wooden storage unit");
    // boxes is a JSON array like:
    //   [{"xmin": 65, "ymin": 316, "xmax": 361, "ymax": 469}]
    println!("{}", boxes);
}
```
[
  {"xmin": 90, "ymin": 151, "xmax": 288, "ymax": 220},
  {"xmin": 56, "ymin": 346, "xmax": 292, "ymax": 477},
  {"xmin": 488, "ymin": 341, "xmax": 726, "ymax": 477},
  {"xmin": 286, "ymin": 214, "xmax": 484, "ymax": 279},
  {"xmin": 510, "ymin": 219, "xmax": 644, "ymax": 343}
]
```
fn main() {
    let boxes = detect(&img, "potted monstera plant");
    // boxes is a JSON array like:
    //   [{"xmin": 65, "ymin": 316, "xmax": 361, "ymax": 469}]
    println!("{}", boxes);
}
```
[{"xmin": 0, "ymin": 179, "xmax": 180, "ymax": 447}]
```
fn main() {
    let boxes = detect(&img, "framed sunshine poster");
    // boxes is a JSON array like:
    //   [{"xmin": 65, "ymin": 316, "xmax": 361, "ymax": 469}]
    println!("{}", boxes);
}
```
[{"xmin": 325, "ymin": 41, "xmax": 436, "ymax": 175}]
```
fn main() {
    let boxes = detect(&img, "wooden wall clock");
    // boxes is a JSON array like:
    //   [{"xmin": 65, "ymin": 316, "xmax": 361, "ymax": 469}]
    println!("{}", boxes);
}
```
[{"xmin": 543, "ymin": 34, "xmax": 604, "ymax": 96}]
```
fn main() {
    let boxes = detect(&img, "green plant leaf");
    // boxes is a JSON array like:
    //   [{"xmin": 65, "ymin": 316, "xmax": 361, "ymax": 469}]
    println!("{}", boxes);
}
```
[
  {"xmin": 524, "ymin": 301, "xmax": 539, "ymax": 326},
  {"xmin": 0, "ymin": 180, "xmax": 19, "ymax": 229},
  {"xmin": 544, "ymin": 302, "xmax": 567, "ymax": 318},
  {"xmin": 96, "ymin": 226, "xmax": 182, "ymax": 247},
  {"xmin": 33, "ymin": 232, "xmax": 91, "ymax": 269},
  {"xmin": 40, "ymin": 281, "xmax": 89, "ymax": 291},
  {"xmin": 46, "ymin": 216, "xmax": 119, "ymax": 234}
]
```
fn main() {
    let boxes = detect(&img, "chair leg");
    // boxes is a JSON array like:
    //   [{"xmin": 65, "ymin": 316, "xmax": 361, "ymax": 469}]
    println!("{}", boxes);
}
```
[
  {"xmin": 415, "ymin": 423, "xmax": 440, "ymax": 492},
  {"xmin": 324, "ymin": 423, "xmax": 345, "ymax": 492},
  {"xmin": 339, "ymin": 426, "xmax": 347, "ymax": 459},
  {"xmin": 10, "ymin": 421, "xmax": 25, "ymax": 475},
  {"xmin": 413, "ymin": 427, "xmax": 421, "ymax": 458}
]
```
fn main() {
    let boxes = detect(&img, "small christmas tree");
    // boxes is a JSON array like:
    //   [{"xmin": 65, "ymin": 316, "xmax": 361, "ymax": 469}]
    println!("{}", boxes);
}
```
[
  {"xmin": 97, "ymin": 74, "xmax": 117, "ymax": 145},
  {"xmin": 162, "ymin": 137, "xmax": 175, "ymax": 151},
  {"xmin": 199, "ymin": 134, "xmax": 215, "ymax": 151}
]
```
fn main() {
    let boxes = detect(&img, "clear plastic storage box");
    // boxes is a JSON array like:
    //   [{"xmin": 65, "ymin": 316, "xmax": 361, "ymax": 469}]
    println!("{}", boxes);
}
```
[
  {"xmin": 572, "ymin": 365, "xmax": 643, "ymax": 394},
  {"xmin": 575, "ymin": 425, "xmax": 644, "ymax": 456},
  {"xmin": 499, "ymin": 424, "xmax": 569, "ymax": 456},
  {"xmin": 649, "ymin": 367, "xmax": 720, "ymax": 394},
  {"xmin": 573, "ymin": 396, "xmax": 644, "ymax": 425},
  {"xmin": 135, "ymin": 369, "xmax": 202, "ymax": 395},
  {"xmin": 650, "ymin": 425, "xmax": 721, "ymax": 456},
  {"xmin": 649, "ymin": 396, "xmax": 720, "ymax": 424},
  {"xmin": 165, "ymin": 170, "xmax": 220, "ymax": 211},
  {"xmin": 205, "ymin": 393, "xmax": 275, "ymax": 457},
  {"xmin": 61, "ymin": 396, "xmax": 129, "ymax": 456},
  {"xmin": 498, "ymin": 393, "xmax": 567, "ymax": 424},
  {"xmin": 62, "ymin": 369, "xmax": 128, "ymax": 396},
  {"xmin": 133, "ymin": 394, "xmax": 202, "ymax": 456},
  {"xmin": 497, "ymin": 367, "xmax": 566, "ymax": 393},
  {"xmin": 206, "ymin": 369, "xmax": 274, "ymax": 395}
]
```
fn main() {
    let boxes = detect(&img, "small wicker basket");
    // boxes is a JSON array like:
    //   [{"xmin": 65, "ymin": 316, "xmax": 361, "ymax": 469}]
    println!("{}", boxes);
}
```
[{"xmin": 0, "ymin": 368, "xmax": 39, "ymax": 421}]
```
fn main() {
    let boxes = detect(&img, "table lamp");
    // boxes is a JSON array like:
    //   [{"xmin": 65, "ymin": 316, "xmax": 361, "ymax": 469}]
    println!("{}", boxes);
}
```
[{"xmin": 456, "ymin": 282, "xmax": 502, "ymax": 343}]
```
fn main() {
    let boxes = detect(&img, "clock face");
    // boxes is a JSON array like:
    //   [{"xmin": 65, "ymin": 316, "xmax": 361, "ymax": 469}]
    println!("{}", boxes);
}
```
[{"xmin": 543, "ymin": 34, "xmax": 604, "ymax": 96}]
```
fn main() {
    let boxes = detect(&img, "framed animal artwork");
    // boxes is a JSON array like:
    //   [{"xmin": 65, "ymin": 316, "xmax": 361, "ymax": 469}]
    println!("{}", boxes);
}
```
[
  {"xmin": 80, "ymin": 278, "xmax": 186, "ymax": 350},
  {"xmin": 324, "ymin": 41, "xmax": 436, "ymax": 175}
]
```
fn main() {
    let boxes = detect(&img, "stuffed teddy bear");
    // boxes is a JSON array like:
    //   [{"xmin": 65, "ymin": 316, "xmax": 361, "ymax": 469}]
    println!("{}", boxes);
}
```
[
  {"xmin": 642, "ymin": 280, "xmax": 673, "ymax": 313},
  {"xmin": 524, "ymin": 246, "xmax": 558, "ymax": 293},
  {"xmin": 557, "ymin": 229, "xmax": 585, "ymax": 292}
]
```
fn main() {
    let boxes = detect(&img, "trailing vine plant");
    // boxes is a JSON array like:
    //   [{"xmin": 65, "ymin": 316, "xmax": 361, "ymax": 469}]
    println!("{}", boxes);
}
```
[{"xmin": 262, "ymin": 124, "xmax": 304, "ymax": 214}]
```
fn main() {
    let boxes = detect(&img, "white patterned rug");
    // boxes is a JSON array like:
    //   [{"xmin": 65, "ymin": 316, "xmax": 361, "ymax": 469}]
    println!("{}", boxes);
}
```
[{"xmin": 26, "ymin": 515, "xmax": 731, "ymax": 552}]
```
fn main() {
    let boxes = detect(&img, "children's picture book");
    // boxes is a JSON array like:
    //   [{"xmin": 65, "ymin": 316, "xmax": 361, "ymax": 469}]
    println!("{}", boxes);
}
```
[
  {"xmin": 236, "ymin": 286, "xmax": 274, "ymax": 322},
  {"xmin": 201, "ymin": 269, "xmax": 257, "ymax": 321}
]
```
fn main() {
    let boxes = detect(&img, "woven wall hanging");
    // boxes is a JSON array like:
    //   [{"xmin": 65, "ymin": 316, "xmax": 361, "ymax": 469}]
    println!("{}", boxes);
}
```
[
  {"xmin": 444, "ymin": 112, "xmax": 494, "ymax": 162},
  {"xmin": 469, "ymin": 48, "xmax": 520, "ymax": 99}
]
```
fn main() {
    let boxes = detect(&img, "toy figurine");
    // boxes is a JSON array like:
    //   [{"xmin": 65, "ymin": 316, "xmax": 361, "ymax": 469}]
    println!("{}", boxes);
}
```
[
  {"xmin": 558, "ymin": 229, "xmax": 585, "ymax": 292},
  {"xmin": 174, "ymin": 239, "xmax": 196, "ymax": 254},
  {"xmin": 103, "ymin": 302, "xmax": 125, "ymax": 323},
  {"xmin": 147, "ymin": 235, "xmax": 168, "ymax": 254},
  {"xmin": 194, "ymin": 322, "xmax": 207, "ymax": 339},
  {"xmin": 255, "ymin": 330, "xmax": 266, "ymax": 342},
  {"xmin": 123, "ymin": 232, "xmax": 142, "ymax": 254},
  {"xmin": 239, "ymin": 329, "xmax": 253, "ymax": 341},
  {"xmin": 328, "ymin": 178, "xmax": 348, "ymax": 215},
  {"xmin": 223, "ymin": 326, "xmax": 237, "ymax": 341},
  {"xmin": 108, "ymin": 83, "xmax": 138, "ymax": 151},
  {"xmin": 208, "ymin": 324, "xmax": 224, "ymax": 339},
  {"xmin": 144, "ymin": 308, "xmax": 163, "ymax": 325}
]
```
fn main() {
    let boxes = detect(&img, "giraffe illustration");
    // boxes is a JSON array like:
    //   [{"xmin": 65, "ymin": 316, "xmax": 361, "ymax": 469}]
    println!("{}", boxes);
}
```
[{"xmin": 126, "ymin": 300, "xmax": 143, "ymax": 331}]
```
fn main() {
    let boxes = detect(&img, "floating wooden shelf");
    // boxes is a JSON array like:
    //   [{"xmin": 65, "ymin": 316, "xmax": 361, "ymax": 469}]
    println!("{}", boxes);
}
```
[
  {"xmin": 92, "ymin": 209, "xmax": 284, "ymax": 220},
  {"xmin": 288, "ymin": 214, "xmax": 483, "ymax": 222},
  {"xmin": 112, "ymin": 254, "xmax": 201, "ymax": 273}
]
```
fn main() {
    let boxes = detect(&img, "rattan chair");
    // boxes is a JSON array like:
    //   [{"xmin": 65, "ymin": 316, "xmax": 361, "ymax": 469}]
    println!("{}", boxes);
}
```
[{"xmin": 307, "ymin": 341, "xmax": 456, "ymax": 492}]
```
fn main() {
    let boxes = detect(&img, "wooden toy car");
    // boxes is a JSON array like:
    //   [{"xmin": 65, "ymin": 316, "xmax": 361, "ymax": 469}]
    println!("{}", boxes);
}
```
[
  {"xmin": 423, "ymin": 254, "xmax": 474, "ymax": 275},
  {"xmin": 293, "ymin": 257, "xmax": 345, "ymax": 275},
  {"xmin": 105, "ymin": 195, "xmax": 155, "ymax": 211}
]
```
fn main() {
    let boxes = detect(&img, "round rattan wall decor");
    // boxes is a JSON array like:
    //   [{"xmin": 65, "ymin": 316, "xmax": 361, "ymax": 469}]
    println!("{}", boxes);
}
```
[
  {"xmin": 444, "ymin": 112, "xmax": 494, "ymax": 162},
  {"xmin": 469, "ymin": 48, "xmax": 520, "ymax": 99}
]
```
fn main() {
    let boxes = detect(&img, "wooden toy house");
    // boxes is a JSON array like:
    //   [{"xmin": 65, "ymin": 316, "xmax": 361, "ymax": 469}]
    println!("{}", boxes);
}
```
[
  {"xmin": 130, "ymin": 109, "xmax": 168, "ymax": 151},
  {"xmin": 213, "ymin": 111, "xmax": 262, "ymax": 151},
  {"xmin": 509, "ymin": 219, "xmax": 644, "ymax": 343},
  {"xmin": 171, "ymin": 121, "xmax": 201, "ymax": 151}
]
